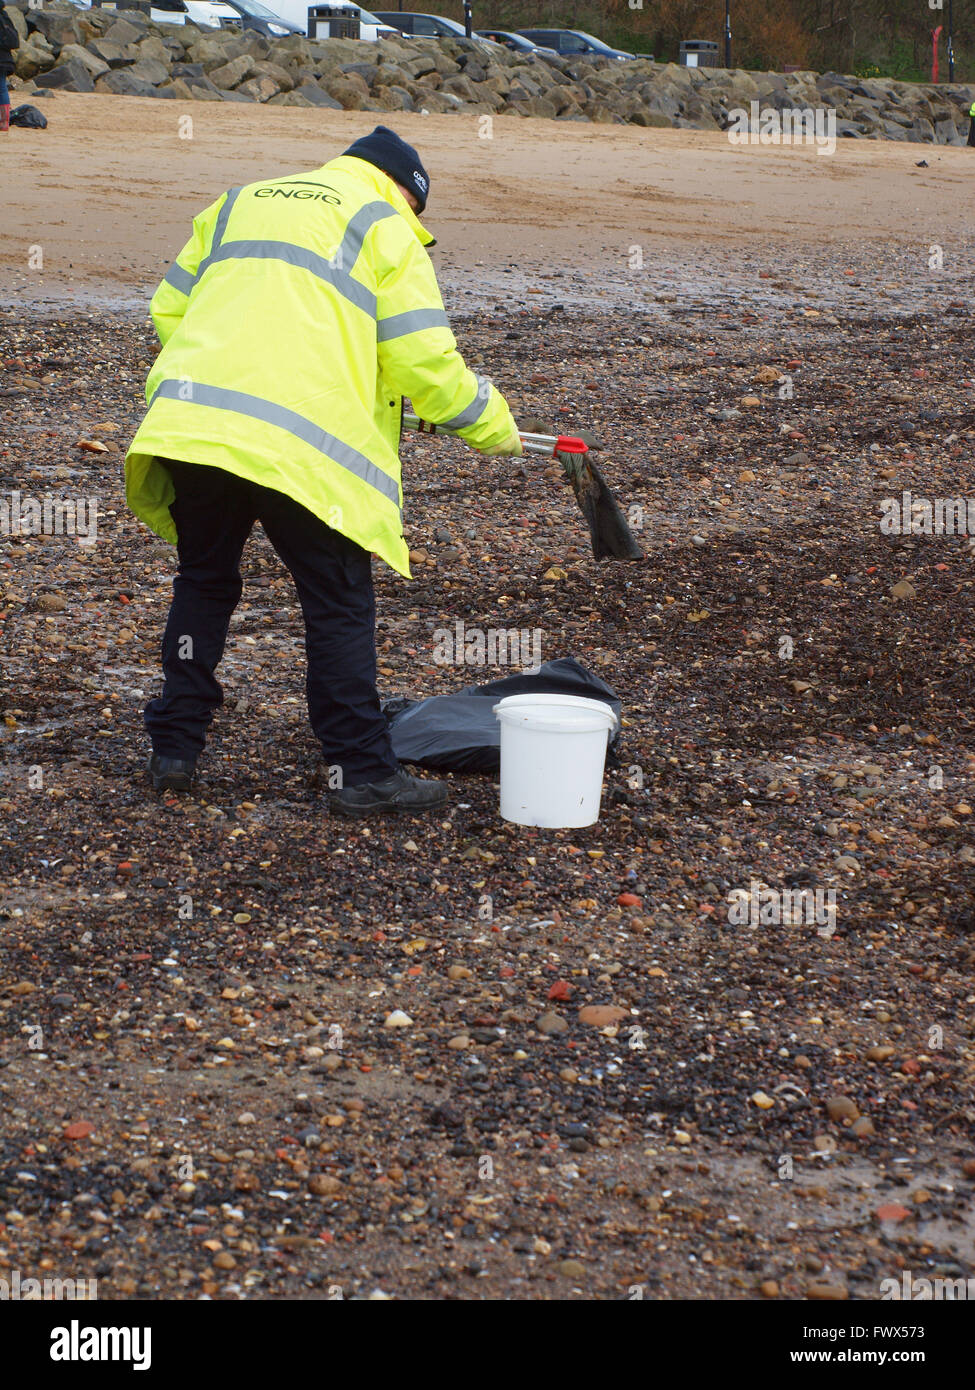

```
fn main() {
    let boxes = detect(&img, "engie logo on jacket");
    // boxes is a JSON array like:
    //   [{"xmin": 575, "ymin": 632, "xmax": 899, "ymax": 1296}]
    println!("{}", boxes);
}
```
[{"xmin": 254, "ymin": 181, "xmax": 342, "ymax": 204}]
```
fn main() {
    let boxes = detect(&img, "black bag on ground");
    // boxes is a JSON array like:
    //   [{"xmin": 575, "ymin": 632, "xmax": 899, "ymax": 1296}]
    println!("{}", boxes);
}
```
[
  {"xmin": 10, "ymin": 105, "xmax": 48, "ymax": 129},
  {"xmin": 382, "ymin": 657, "xmax": 622, "ymax": 773}
]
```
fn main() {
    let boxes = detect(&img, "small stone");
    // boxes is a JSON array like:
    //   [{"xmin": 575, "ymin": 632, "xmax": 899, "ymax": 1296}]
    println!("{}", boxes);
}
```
[
  {"xmin": 308, "ymin": 1173, "xmax": 343, "ymax": 1196},
  {"xmin": 866, "ymin": 1045, "xmax": 895, "ymax": 1062},
  {"xmin": 536, "ymin": 1011, "xmax": 569, "ymax": 1035},
  {"xmin": 63, "ymin": 1121, "xmax": 94, "ymax": 1140},
  {"xmin": 740, "ymin": 395, "xmax": 761, "ymax": 408},
  {"xmin": 751, "ymin": 1090, "xmax": 775, "ymax": 1110},
  {"xmin": 826, "ymin": 1095, "xmax": 860, "ymax": 1124},
  {"xmin": 890, "ymin": 579, "xmax": 916, "ymax": 600},
  {"xmin": 213, "ymin": 1251, "xmax": 236, "ymax": 1270},
  {"xmin": 875, "ymin": 1203, "xmax": 912, "ymax": 1223},
  {"xmin": 577, "ymin": 1004, "xmax": 627, "ymax": 1027},
  {"xmin": 738, "ymin": 469, "xmax": 757, "ymax": 483},
  {"xmin": 237, "ymin": 1112, "xmax": 257, "ymax": 1126},
  {"xmin": 447, "ymin": 964, "xmax": 472, "ymax": 980},
  {"xmin": 759, "ymin": 1279, "xmax": 780, "ymax": 1298},
  {"xmin": 384, "ymin": 1009, "xmax": 413, "ymax": 1028},
  {"xmin": 673, "ymin": 1130, "xmax": 692, "ymax": 1146},
  {"xmin": 37, "ymin": 593, "xmax": 68, "ymax": 612},
  {"xmin": 447, "ymin": 1034, "xmax": 469, "ymax": 1050},
  {"xmin": 851, "ymin": 1116, "xmax": 876, "ymax": 1138},
  {"xmin": 558, "ymin": 1258, "xmax": 586, "ymax": 1279},
  {"xmin": 807, "ymin": 1282, "xmax": 848, "ymax": 1301}
]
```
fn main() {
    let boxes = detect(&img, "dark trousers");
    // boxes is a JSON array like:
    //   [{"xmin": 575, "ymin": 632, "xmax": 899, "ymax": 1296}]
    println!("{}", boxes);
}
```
[{"xmin": 145, "ymin": 460, "xmax": 399, "ymax": 786}]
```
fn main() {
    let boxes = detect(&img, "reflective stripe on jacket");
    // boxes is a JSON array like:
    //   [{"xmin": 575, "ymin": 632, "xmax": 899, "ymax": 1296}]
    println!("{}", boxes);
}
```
[{"xmin": 125, "ymin": 155, "xmax": 516, "ymax": 576}]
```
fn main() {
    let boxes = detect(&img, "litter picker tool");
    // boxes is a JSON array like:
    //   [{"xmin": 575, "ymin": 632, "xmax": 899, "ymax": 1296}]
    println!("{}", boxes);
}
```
[{"xmin": 402, "ymin": 412, "xmax": 643, "ymax": 562}]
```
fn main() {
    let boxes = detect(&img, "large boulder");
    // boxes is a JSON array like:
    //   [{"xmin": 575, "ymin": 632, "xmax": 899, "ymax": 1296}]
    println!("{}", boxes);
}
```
[
  {"xmin": 94, "ymin": 68, "xmax": 157, "ymax": 97},
  {"xmin": 250, "ymin": 60, "xmax": 294, "ymax": 92},
  {"xmin": 372, "ymin": 62, "xmax": 410, "ymax": 88},
  {"xmin": 440, "ymin": 73, "xmax": 479, "ymax": 103},
  {"xmin": 57, "ymin": 42, "xmax": 109, "ymax": 78},
  {"xmin": 321, "ymin": 71, "xmax": 369, "ymax": 108},
  {"xmin": 267, "ymin": 88, "xmax": 315, "ymax": 107},
  {"xmin": 373, "ymin": 84, "xmax": 413, "ymax": 111},
  {"xmin": 87, "ymin": 39, "xmax": 137, "ymax": 68},
  {"xmin": 209, "ymin": 56, "xmax": 254, "ymax": 90},
  {"xmin": 237, "ymin": 75, "xmax": 281, "ymax": 102},
  {"xmin": 135, "ymin": 35, "xmax": 172, "ymax": 64},
  {"xmin": 14, "ymin": 42, "xmax": 56, "ymax": 79},
  {"xmin": 292, "ymin": 81, "xmax": 342, "ymax": 107},
  {"xmin": 182, "ymin": 77, "xmax": 225, "ymax": 101},
  {"xmin": 126, "ymin": 58, "xmax": 171, "ymax": 86},
  {"xmin": 35, "ymin": 58, "xmax": 95, "ymax": 92},
  {"xmin": 102, "ymin": 17, "xmax": 146, "ymax": 47},
  {"xmin": 186, "ymin": 39, "xmax": 234, "ymax": 71},
  {"xmin": 26, "ymin": 10, "xmax": 83, "ymax": 49}
]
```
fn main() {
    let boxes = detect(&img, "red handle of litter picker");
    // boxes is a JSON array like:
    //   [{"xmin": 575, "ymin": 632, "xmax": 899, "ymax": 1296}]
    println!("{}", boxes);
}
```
[{"xmin": 402, "ymin": 411, "xmax": 588, "ymax": 459}]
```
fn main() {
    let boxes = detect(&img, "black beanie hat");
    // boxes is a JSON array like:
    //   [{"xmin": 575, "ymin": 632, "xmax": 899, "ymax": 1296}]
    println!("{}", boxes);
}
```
[{"xmin": 342, "ymin": 125, "xmax": 430, "ymax": 212}]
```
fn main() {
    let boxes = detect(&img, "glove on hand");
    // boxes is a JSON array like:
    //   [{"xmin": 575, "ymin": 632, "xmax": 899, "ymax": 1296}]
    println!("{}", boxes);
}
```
[{"xmin": 477, "ymin": 426, "xmax": 523, "ymax": 457}]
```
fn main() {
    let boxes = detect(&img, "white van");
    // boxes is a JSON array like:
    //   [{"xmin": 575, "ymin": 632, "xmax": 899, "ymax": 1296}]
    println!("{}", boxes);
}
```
[{"xmin": 72, "ymin": 0, "xmax": 392, "ymax": 41}]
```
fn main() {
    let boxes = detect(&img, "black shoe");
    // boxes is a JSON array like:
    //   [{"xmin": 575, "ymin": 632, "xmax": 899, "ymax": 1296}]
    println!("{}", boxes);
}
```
[
  {"xmin": 331, "ymin": 767, "xmax": 448, "ymax": 817},
  {"xmin": 147, "ymin": 753, "xmax": 197, "ymax": 792}
]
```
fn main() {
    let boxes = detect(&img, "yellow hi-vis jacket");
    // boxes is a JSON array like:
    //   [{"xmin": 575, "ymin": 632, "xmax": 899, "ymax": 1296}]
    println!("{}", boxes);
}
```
[{"xmin": 125, "ymin": 155, "xmax": 517, "ymax": 578}]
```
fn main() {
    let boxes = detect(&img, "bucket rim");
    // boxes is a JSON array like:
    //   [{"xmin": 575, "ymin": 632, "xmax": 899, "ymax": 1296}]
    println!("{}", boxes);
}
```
[{"xmin": 493, "ymin": 692, "xmax": 619, "ymax": 730}]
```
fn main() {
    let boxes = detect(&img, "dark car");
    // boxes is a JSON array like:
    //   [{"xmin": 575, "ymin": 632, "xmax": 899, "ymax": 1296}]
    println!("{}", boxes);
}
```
[
  {"xmin": 476, "ymin": 28, "xmax": 556, "ymax": 57},
  {"xmin": 219, "ymin": 0, "xmax": 303, "ymax": 36},
  {"xmin": 515, "ymin": 28, "xmax": 639, "ymax": 61},
  {"xmin": 374, "ymin": 11, "xmax": 481, "ymax": 40}
]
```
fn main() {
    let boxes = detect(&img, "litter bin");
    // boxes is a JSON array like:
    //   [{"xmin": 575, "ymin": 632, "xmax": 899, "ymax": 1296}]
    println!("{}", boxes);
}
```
[
  {"xmin": 307, "ymin": 5, "xmax": 361, "ymax": 39},
  {"xmin": 91, "ymin": 0, "xmax": 153, "ymax": 12},
  {"xmin": 679, "ymin": 40, "xmax": 719, "ymax": 68}
]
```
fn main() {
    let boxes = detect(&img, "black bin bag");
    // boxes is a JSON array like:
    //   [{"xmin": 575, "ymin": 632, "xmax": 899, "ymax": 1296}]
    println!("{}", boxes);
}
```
[{"xmin": 382, "ymin": 657, "xmax": 622, "ymax": 774}]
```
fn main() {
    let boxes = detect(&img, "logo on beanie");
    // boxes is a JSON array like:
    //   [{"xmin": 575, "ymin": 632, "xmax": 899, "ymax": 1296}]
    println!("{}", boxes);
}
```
[{"xmin": 413, "ymin": 170, "xmax": 428, "ymax": 194}]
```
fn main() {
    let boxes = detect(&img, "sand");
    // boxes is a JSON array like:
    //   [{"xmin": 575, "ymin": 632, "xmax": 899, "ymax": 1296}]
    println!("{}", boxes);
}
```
[{"xmin": 1, "ymin": 93, "xmax": 974, "ymax": 311}]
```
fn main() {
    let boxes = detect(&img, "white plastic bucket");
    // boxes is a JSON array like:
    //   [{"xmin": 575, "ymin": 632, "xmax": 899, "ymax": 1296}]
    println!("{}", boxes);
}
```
[{"xmin": 493, "ymin": 693, "xmax": 619, "ymax": 828}]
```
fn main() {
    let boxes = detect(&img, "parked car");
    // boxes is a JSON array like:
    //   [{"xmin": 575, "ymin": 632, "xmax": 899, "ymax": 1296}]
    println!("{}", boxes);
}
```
[
  {"xmin": 71, "ymin": 0, "xmax": 241, "ymax": 27},
  {"xmin": 373, "ymin": 12, "xmax": 496, "ymax": 51},
  {"xmin": 515, "ymin": 28, "xmax": 639, "ymax": 61},
  {"xmin": 476, "ymin": 29, "xmax": 556, "ymax": 57},
  {"xmin": 265, "ymin": 0, "xmax": 400, "ymax": 39},
  {"xmin": 214, "ymin": 0, "xmax": 303, "ymax": 36}
]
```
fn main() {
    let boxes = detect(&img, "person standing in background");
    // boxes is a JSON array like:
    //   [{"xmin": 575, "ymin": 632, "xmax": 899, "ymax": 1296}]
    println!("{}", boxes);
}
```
[{"xmin": 0, "ymin": 7, "xmax": 19, "ymax": 132}]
